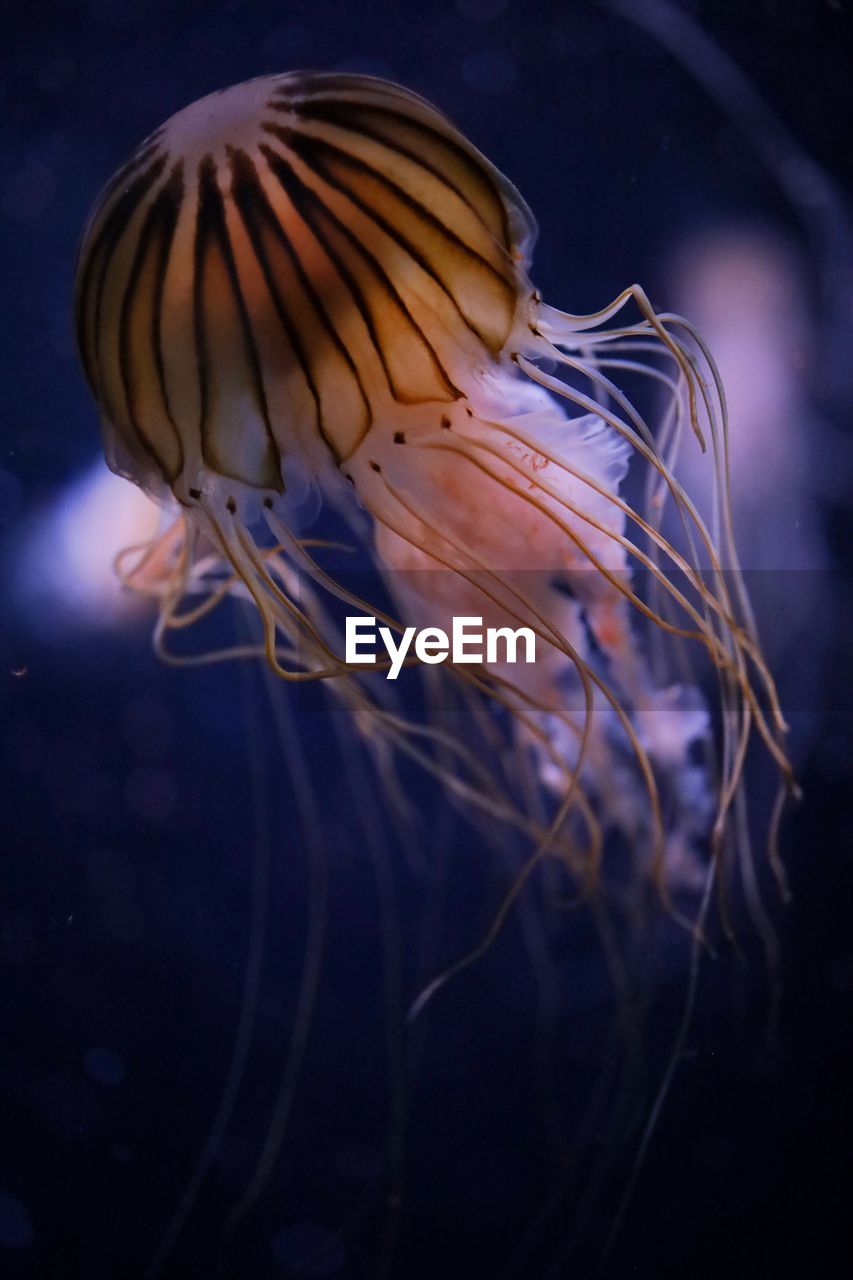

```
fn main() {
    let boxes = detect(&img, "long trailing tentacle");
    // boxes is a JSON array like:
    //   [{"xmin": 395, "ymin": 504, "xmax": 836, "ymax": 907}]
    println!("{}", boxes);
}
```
[{"xmin": 521, "ymin": 284, "xmax": 795, "ymax": 922}]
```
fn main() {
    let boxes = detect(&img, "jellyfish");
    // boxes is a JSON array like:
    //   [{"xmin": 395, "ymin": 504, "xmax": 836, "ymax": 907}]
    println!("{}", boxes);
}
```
[{"xmin": 73, "ymin": 71, "xmax": 793, "ymax": 968}]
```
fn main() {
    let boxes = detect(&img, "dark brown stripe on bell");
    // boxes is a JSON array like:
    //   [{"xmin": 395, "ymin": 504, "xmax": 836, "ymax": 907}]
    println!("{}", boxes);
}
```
[
  {"xmin": 264, "ymin": 123, "xmax": 515, "ymax": 353},
  {"xmin": 274, "ymin": 122, "xmax": 508, "ymax": 280},
  {"xmin": 114, "ymin": 160, "xmax": 186, "ymax": 481},
  {"xmin": 88, "ymin": 137, "xmax": 167, "ymax": 234},
  {"xmin": 260, "ymin": 144, "xmax": 374, "ymax": 453},
  {"xmin": 76, "ymin": 153, "xmax": 169, "ymax": 397},
  {"xmin": 193, "ymin": 153, "xmax": 279, "ymax": 482},
  {"xmin": 228, "ymin": 147, "xmax": 329, "ymax": 451},
  {"xmin": 149, "ymin": 161, "xmax": 185, "ymax": 456},
  {"xmin": 258, "ymin": 147, "xmax": 458, "ymax": 403},
  {"xmin": 279, "ymin": 96, "xmax": 510, "ymax": 247},
  {"xmin": 261, "ymin": 128, "xmax": 459, "ymax": 313}
]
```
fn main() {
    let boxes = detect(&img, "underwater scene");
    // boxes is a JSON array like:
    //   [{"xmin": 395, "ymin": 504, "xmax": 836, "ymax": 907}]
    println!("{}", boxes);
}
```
[{"xmin": 2, "ymin": 2, "xmax": 852, "ymax": 1277}]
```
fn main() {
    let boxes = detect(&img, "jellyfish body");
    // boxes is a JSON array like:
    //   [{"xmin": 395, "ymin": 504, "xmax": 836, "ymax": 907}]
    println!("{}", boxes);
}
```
[{"xmin": 74, "ymin": 72, "xmax": 791, "ymax": 907}]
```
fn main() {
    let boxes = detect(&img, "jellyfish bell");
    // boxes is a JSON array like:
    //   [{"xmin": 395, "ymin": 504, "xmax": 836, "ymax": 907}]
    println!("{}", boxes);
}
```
[
  {"xmin": 75, "ymin": 73, "xmax": 532, "ymax": 504},
  {"xmin": 74, "ymin": 70, "xmax": 793, "ymax": 929}
]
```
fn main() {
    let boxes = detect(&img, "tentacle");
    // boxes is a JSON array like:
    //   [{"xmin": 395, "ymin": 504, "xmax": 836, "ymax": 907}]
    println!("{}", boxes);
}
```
[
  {"xmin": 520, "ymin": 290, "xmax": 795, "ymax": 919},
  {"xmin": 538, "ymin": 284, "xmax": 706, "ymax": 446},
  {"xmin": 351, "ymin": 460, "xmax": 675, "ymax": 899}
]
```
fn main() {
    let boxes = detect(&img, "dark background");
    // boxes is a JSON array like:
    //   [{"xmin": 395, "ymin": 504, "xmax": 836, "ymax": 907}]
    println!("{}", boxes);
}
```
[{"xmin": 1, "ymin": 1, "xmax": 852, "ymax": 1277}]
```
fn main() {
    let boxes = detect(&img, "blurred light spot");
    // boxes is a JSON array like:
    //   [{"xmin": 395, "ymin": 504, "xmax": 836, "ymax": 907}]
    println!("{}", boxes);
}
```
[
  {"xmin": 15, "ymin": 457, "xmax": 162, "ymax": 634},
  {"xmin": 669, "ymin": 230, "xmax": 824, "ymax": 572},
  {"xmin": 85, "ymin": 1047, "xmax": 126, "ymax": 1087},
  {"xmin": 0, "ymin": 469, "xmax": 23, "ymax": 528},
  {"xmin": 460, "ymin": 48, "xmax": 518, "ymax": 94},
  {"xmin": 86, "ymin": 849, "xmax": 136, "ymax": 904},
  {"xmin": 457, "ymin": 0, "xmax": 508, "ymax": 18},
  {"xmin": 0, "ymin": 1193, "xmax": 33, "ymax": 1250},
  {"xmin": 272, "ymin": 1222, "xmax": 345, "ymax": 1276},
  {"xmin": 126, "ymin": 766, "xmax": 176, "ymax": 822}
]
